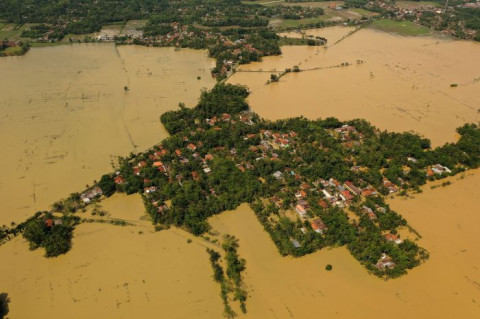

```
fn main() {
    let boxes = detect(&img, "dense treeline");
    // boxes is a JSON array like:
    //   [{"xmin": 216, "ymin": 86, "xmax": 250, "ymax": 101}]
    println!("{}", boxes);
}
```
[
  {"xmin": 0, "ymin": 0, "xmax": 165, "ymax": 25},
  {"xmin": 1, "ymin": 0, "xmax": 323, "ymax": 38},
  {"xmin": 207, "ymin": 235, "xmax": 247, "ymax": 318}
]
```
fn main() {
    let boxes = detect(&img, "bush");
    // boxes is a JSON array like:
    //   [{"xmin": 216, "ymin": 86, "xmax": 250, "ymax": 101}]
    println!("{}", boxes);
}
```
[{"xmin": 325, "ymin": 264, "xmax": 333, "ymax": 271}]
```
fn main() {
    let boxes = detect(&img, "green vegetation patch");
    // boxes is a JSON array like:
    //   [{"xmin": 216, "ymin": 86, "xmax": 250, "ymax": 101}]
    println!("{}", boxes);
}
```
[
  {"xmin": 271, "ymin": 16, "xmax": 329, "ymax": 30},
  {"xmin": 1, "ymin": 46, "xmax": 23, "ymax": 55},
  {"xmin": 23, "ymin": 213, "xmax": 80, "ymax": 257},
  {"xmin": 368, "ymin": 19, "xmax": 432, "ymax": 37},
  {"xmin": 395, "ymin": 1, "xmax": 439, "ymax": 10},
  {"xmin": 350, "ymin": 7, "xmax": 378, "ymax": 16},
  {"xmin": 0, "ymin": 24, "xmax": 21, "ymax": 40},
  {"xmin": 278, "ymin": 36, "xmax": 310, "ymax": 45}
]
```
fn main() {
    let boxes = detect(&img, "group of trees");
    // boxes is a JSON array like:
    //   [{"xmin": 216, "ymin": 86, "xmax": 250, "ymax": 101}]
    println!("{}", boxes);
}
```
[
  {"xmin": 22, "ymin": 213, "xmax": 79, "ymax": 257},
  {"xmin": 0, "ymin": 40, "xmax": 30, "ymax": 57},
  {"xmin": 1, "ymin": 0, "xmax": 323, "ymax": 40},
  {"xmin": 419, "ymin": 6, "xmax": 480, "ymax": 41},
  {"xmin": 0, "ymin": 292, "xmax": 9, "ymax": 319},
  {"xmin": 207, "ymin": 235, "xmax": 247, "ymax": 318}
]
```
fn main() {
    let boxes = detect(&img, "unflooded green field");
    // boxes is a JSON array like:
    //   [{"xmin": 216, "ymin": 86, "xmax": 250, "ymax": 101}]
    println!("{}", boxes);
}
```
[{"xmin": 369, "ymin": 19, "xmax": 432, "ymax": 36}]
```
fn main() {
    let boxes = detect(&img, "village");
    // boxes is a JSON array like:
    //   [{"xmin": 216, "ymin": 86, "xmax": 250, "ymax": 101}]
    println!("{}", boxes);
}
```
[
  {"xmin": 360, "ymin": 0, "xmax": 480, "ymax": 40},
  {"xmin": 81, "ymin": 93, "xmax": 462, "ymax": 276}
]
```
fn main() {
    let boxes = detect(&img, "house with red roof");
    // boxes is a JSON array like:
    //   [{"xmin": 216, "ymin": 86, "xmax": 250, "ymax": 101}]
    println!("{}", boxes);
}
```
[
  {"xmin": 344, "ymin": 181, "xmax": 362, "ymax": 195},
  {"xmin": 340, "ymin": 190, "xmax": 354, "ymax": 202},
  {"xmin": 133, "ymin": 167, "xmax": 141, "ymax": 176},
  {"xmin": 45, "ymin": 218, "xmax": 54, "ymax": 228}
]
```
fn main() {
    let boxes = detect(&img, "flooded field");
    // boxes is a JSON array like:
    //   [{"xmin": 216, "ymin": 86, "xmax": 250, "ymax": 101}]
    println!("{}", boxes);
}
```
[
  {"xmin": 229, "ymin": 27, "xmax": 480, "ymax": 147},
  {"xmin": 0, "ymin": 193, "xmax": 223, "ymax": 319},
  {"xmin": 208, "ymin": 169, "xmax": 480, "ymax": 318},
  {"xmin": 279, "ymin": 25, "xmax": 357, "ymax": 44},
  {"xmin": 1, "ymin": 27, "xmax": 480, "ymax": 319},
  {"xmin": 0, "ymin": 43, "xmax": 215, "ymax": 225},
  {"xmin": 1, "ymin": 171, "xmax": 478, "ymax": 318}
]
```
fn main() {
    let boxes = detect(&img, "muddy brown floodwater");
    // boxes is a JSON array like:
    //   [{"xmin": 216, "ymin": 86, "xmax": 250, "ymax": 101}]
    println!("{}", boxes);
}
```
[
  {"xmin": 229, "ymin": 27, "xmax": 480, "ymax": 147},
  {"xmin": 1, "ymin": 172, "xmax": 479, "ymax": 318},
  {"xmin": 1, "ymin": 30, "xmax": 480, "ymax": 319},
  {"xmin": 0, "ymin": 194, "xmax": 223, "ymax": 319},
  {"xmin": 0, "ymin": 43, "xmax": 216, "ymax": 226},
  {"xmin": 209, "ymin": 170, "xmax": 480, "ymax": 319}
]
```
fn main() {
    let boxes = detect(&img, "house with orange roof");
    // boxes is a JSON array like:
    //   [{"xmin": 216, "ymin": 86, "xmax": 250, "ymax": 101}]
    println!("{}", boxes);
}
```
[
  {"xmin": 340, "ymin": 190, "xmax": 354, "ymax": 202},
  {"xmin": 319, "ymin": 200, "xmax": 329, "ymax": 209},
  {"xmin": 384, "ymin": 233, "xmax": 403, "ymax": 244},
  {"xmin": 295, "ymin": 190, "xmax": 307, "ymax": 199},
  {"xmin": 191, "ymin": 171, "xmax": 200, "ymax": 181},
  {"xmin": 114, "ymin": 175, "xmax": 125, "ymax": 185},
  {"xmin": 362, "ymin": 185, "xmax": 378, "ymax": 197},
  {"xmin": 295, "ymin": 204, "xmax": 308, "ymax": 217},
  {"xmin": 311, "ymin": 218, "xmax": 327, "ymax": 234}
]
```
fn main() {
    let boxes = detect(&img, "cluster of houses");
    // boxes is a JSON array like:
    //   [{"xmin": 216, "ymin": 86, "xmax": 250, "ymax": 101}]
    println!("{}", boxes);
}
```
[
  {"xmin": 205, "ymin": 111, "xmax": 254, "ymax": 127},
  {"xmin": 330, "ymin": 124, "xmax": 365, "ymax": 149},
  {"xmin": 365, "ymin": 0, "xmax": 479, "ymax": 40},
  {"xmin": 92, "ymin": 117, "xmax": 416, "ymax": 270},
  {"xmin": 260, "ymin": 129, "xmax": 297, "ymax": 150},
  {"xmin": 269, "ymin": 170, "xmax": 395, "ymax": 237}
]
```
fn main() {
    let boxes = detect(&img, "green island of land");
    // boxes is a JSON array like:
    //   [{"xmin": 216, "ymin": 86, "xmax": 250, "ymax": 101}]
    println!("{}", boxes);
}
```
[{"xmin": 1, "ymin": 83, "xmax": 479, "ymax": 285}]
